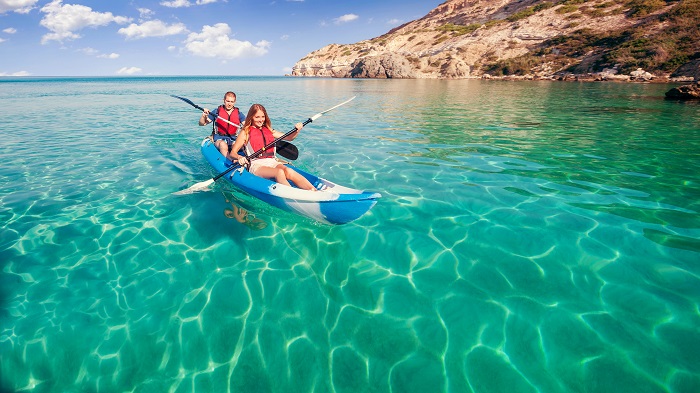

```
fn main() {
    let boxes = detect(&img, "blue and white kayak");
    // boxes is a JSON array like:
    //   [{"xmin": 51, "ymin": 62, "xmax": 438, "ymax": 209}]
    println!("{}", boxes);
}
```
[{"xmin": 200, "ymin": 138, "xmax": 381, "ymax": 225}]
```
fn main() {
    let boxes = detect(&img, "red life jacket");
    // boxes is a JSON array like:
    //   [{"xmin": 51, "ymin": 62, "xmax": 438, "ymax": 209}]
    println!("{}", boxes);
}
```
[
  {"xmin": 245, "ymin": 126, "xmax": 276, "ymax": 159},
  {"xmin": 214, "ymin": 105, "xmax": 241, "ymax": 137}
]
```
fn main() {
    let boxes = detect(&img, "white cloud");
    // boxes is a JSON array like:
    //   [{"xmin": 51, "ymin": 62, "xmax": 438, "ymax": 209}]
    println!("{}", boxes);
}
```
[
  {"xmin": 183, "ymin": 23, "xmax": 269, "ymax": 59},
  {"xmin": 0, "ymin": 0, "xmax": 38, "ymax": 14},
  {"xmin": 0, "ymin": 70, "xmax": 31, "ymax": 76},
  {"xmin": 138, "ymin": 8, "xmax": 154, "ymax": 19},
  {"xmin": 387, "ymin": 19, "xmax": 401, "ymax": 26},
  {"xmin": 117, "ymin": 66, "xmax": 142, "ymax": 75},
  {"xmin": 333, "ymin": 14, "xmax": 358, "ymax": 25},
  {"xmin": 0, "ymin": 38, "xmax": 5, "ymax": 43},
  {"xmin": 160, "ymin": 0, "xmax": 216, "ymax": 7},
  {"xmin": 280, "ymin": 34, "xmax": 289, "ymax": 40},
  {"xmin": 118, "ymin": 20, "xmax": 188, "ymax": 39},
  {"xmin": 3, "ymin": 27, "xmax": 17, "ymax": 34},
  {"xmin": 79, "ymin": 47, "xmax": 119, "ymax": 59},
  {"xmin": 78, "ymin": 47, "xmax": 98, "ymax": 55},
  {"xmin": 160, "ymin": 0, "xmax": 190, "ymax": 7},
  {"xmin": 39, "ymin": 0, "xmax": 131, "ymax": 44}
]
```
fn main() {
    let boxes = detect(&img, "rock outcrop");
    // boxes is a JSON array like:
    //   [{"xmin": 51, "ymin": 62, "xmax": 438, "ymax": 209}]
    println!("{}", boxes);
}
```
[
  {"xmin": 349, "ymin": 53, "xmax": 418, "ymax": 79},
  {"xmin": 665, "ymin": 82, "xmax": 700, "ymax": 100},
  {"xmin": 290, "ymin": 0, "xmax": 700, "ymax": 80}
]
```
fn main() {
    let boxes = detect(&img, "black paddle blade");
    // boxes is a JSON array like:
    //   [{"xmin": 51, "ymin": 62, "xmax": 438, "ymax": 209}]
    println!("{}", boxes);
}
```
[
  {"xmin": 171, "ymin": 94, "xmax": 215, "ymax": 121},
  {"xmin": 171, "ymin": 95, "xmax": 205, "ymax": 112},
  {"xmin": 276, "ymin": 141, "xmax": 299, "ymax": 160}
]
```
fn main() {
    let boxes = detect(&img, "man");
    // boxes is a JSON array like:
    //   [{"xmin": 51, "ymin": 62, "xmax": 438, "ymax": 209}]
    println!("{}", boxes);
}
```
[{"xmin": 199, "ymin": 91, "xmax": 245, "ymax": 157}]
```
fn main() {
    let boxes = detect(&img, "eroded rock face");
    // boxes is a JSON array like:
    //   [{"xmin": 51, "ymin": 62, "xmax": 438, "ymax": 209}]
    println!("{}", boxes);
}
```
[
  {"xmin": 665, "ymin": 82, "xmax": 700, "ymax": 100},
  {"xmin": 441, "ymin": 57, "xmax": 471, "ymax": 79},
  {"xmin": 349, "ymin": 54, "xmax": 418, "ymax": 79}
]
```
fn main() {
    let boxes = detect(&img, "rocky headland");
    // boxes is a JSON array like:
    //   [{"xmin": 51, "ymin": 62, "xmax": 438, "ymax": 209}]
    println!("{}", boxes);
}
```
[{"xmin": 290, "ymin": 0, "xmax": 700, "ymax": 83}]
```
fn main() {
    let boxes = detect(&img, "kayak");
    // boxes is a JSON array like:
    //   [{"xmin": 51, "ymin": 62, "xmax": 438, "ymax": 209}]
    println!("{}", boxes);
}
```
[{"xmin": 200, "ymin": 138, "xmax": 381, "ymax": 224}]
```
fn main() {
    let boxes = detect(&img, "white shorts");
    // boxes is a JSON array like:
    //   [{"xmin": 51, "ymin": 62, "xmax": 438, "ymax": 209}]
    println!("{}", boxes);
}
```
[{"xmin": 249, "ymin": 157, "xmax": 281, "ymax": 175}]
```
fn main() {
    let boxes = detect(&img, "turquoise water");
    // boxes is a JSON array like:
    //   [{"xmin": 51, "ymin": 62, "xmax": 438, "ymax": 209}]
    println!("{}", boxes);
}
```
[{"xmin": 1, "ymin": 76, "xmax": 699, "ymax": 392}]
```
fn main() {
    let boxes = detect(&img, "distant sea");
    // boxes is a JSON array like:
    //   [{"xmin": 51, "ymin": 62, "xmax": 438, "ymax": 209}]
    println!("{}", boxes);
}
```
[{"xmin": 1, "ymin": 76, "xmax": 699, "ymax": 392}]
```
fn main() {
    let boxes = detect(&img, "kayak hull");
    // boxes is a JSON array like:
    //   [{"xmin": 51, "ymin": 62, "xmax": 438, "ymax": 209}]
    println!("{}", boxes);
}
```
[{"xmin": 200, "ymin": 138, "xmax": 380, "ymax": 224}]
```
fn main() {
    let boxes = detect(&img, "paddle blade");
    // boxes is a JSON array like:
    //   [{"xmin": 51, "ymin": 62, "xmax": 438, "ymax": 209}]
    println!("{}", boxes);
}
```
[
  {"xmin": 171, "ymin": 95, "xmax": 205, "ymax": 112},
  {"xmin": 173, "ymin": 179, "xmax": 215, "ymax": 195},
  {"xmin": 276, "ymin": 141, "xmax": 299, "ymax": 160}
]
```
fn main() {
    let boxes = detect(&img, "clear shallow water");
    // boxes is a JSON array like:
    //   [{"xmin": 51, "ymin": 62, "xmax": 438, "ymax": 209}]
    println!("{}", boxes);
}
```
[{"xmin": 1, "ymin": 76, "xmax": 699, "ymax": 392}]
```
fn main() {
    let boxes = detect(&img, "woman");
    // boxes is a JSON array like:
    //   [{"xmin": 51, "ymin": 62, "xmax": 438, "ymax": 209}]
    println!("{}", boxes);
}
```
[{"xmin": 228, "ymin": 104, "xmax": 316, "ymax": 191}]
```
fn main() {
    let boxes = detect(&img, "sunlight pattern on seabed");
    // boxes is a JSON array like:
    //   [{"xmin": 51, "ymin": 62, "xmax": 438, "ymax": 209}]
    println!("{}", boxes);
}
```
[{"xmin": 0, "ymin": 76, "xmax": 699, "ymax": 392}]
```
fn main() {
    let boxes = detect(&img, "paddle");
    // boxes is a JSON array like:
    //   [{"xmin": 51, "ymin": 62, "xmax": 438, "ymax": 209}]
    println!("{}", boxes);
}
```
[
  {"xmin": 170, "ymin": 94, "xmax": 298, "ymax": 160},
  {"xmin": 276, "ymin": 140, "xmax": 299, "ymax": 160},
  {"xmin": 174, "ymin": 96, "xmax": 356, "ymax": 195}
]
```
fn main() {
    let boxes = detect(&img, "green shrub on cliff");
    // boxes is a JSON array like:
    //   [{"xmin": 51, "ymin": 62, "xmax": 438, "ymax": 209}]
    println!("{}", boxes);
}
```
[
  {"xmin": 484, "ymin": 55, "xmax": 541, "ymax": 76},
  {"xmin": 625, "ymin": 0, "xmax": 667, "ymax": 16},
  {"xmin": 437, "ymin": 23, "xmax": 481, "ymax": 36},
  {"xmin": 508, "ymin": 2, "xmax": 555, "ymax": 21}
]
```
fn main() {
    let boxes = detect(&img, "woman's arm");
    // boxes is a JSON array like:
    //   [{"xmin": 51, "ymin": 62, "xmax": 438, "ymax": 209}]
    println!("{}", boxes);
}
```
[
  {"xmin": 272, "ymin": 123, "xmax": 303, "ymax": 140},
  {"xmin": 229, "ymin": 130, "xmax": 248, "ymax": 165}
]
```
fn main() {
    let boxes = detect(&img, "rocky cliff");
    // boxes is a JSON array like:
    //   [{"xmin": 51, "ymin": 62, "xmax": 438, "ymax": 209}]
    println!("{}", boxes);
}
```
[{"xmin": 291, "ymin": 0, "xmax": 700, "ymax": 81}]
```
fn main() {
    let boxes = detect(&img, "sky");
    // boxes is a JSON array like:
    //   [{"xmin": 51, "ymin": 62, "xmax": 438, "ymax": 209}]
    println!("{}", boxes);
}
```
[{"xmin": 0, "ymin": 0, "xmax": 442, "ymax": 76}]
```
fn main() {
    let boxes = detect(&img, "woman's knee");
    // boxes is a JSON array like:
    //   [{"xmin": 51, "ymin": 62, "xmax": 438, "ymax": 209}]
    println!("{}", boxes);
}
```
[
  {"xmin": 274, "ymin": 168, "xmax": 287, "ymax": 181},
  {"xmin": 282, "ymin": 167, "xmax": 296, "ymax": 178}
]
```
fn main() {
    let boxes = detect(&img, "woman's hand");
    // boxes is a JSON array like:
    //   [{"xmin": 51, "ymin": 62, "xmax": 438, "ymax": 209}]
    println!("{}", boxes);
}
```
[
  {"xmin": 282, "ymin": 122, "xmax": 304, "ymax": 140},
  {"xmin": 227, "ymin": 153, "xmax": 247, "ymax": 166}
]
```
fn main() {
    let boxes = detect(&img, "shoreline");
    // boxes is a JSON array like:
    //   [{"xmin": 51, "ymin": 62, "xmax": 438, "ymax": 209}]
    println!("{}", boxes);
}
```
[
  {"xmin": 286, "ymin": 72, "xmax": 697, "ymax": 85},
  {"xmin": 478, "ymin": 72, "xmax": 697, "ymax": 84}
]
